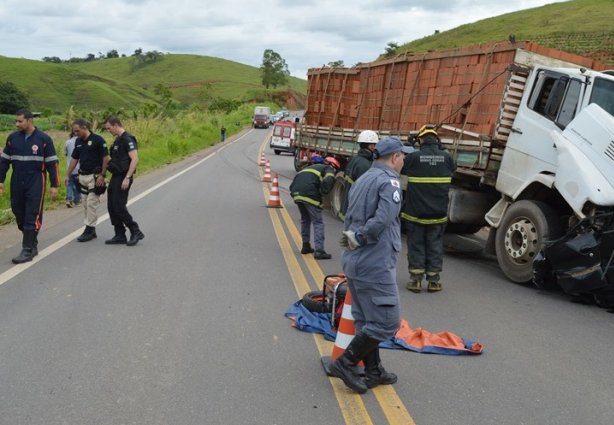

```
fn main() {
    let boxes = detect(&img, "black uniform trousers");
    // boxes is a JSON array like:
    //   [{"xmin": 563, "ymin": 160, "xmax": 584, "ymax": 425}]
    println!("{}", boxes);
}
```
[
  {"xmin": 11, "ymin": 172, "xmax": 45, "ymax": 232},
  {"xmin": 108, "ymin": 174, "xmax": 136, "ymax": 231},
  {"xmin": 405, "ymin": 221, "xmax": 446, "ymax": 282}
]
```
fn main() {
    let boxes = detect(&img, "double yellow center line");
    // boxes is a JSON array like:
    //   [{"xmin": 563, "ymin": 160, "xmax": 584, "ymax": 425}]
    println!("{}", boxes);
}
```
[{"xmin": 258, "ymin": 145, "xmax": 416, "ymax": 425}]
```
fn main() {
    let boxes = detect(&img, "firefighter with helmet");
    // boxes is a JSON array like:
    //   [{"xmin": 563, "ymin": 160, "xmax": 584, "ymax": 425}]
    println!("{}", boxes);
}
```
[
  {"xmin": 401, "ymin": 125, "xmax": 456, "ymax": 293},
  {"xmin": 290, "ymin": 155, "xmax": 340, "ymax": 259},
  {"xmin": 338, "ymin": 130, "xmax": 379, "ymax": 220}
]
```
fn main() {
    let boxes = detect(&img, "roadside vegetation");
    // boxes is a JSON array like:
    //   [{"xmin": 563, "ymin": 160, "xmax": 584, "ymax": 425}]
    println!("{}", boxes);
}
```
[
  {"xmin": 0, "ymin": 102, "xmax": 272, "ymax": 225},
  {"xmin": 382, "ymin": 0, "xmax": 614, "ymax": 64}
]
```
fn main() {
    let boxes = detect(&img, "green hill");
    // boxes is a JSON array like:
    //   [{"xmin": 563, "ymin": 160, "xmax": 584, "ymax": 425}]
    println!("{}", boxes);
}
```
[
  {"xmin": 394, "ymin": 0, "xmax": 614, "ymax": 64},
  {"xmin": 0, "ymin": 54, "xmax": 307, "ymax": 112}
]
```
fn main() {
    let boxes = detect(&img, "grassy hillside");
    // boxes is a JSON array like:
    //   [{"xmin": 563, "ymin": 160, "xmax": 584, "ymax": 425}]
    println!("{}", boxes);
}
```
[
  {"xmin": 395, "ymin": 0, "xmax": 614, "ymax": 64},
  {"xmin": 0, "ymin": 54, "xmax": 307, "ymax": 113}
]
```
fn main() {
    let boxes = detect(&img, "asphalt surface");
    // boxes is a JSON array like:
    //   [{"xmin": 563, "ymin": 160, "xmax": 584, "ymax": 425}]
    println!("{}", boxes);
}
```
[{"xmin": 0, "ymin": 128, "xmax": 613, "ymax": 425}]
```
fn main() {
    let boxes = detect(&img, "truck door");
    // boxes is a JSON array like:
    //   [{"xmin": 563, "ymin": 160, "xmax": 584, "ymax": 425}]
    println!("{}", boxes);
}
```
[{"xmin": 497, "ymin": 69, "xmax": 583, "ymax": 198}]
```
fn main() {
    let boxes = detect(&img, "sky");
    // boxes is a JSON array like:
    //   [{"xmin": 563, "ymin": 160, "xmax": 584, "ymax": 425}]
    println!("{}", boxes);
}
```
[{"xmin": 0, "ymin": 0, "xmax": 565, "ymax": 79}]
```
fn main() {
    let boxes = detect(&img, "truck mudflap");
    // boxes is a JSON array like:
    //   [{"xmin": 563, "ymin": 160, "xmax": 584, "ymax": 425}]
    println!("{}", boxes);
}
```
[{"xmin": 533, "ymin": 211, "xmax": 614, "ymax": 310}]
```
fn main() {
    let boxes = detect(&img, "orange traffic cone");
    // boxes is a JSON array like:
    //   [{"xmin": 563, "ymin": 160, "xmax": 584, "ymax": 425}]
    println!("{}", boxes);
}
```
[
  {"xmin": 266, "ymin": 174, "xmax": 283, "ymax": 208},
  {"xmin": 262, "ymin": 160, "xmax": 272, "ymax": 182},
  {"xmin": 321, "ymin": 290, "xmax": 364, "ymax": 376},
  {"xmin": 258, "ymin": 152, "xmax": 267, "ymax": 166}
]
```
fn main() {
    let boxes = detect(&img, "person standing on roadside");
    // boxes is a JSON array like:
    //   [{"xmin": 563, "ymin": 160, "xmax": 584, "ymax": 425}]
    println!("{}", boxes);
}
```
[
  {"xmin": 402, "ymin": 125, "xmax": 456, "ymax": 293},
  {"xmin": 63, "ymin": 129, "xmax": 81, "ymax": 208},
  {"xmin": 221, "ymin": 126, "xmax": 226, "ymax": 142},
  {"xmin": 103, "ymin": 116, "xmax": 145, "ymax": 246},
  {"xmin": 0, "ymin": 109, "xmax": 59, "ymax": 264},
  {"xmin": 330, "ymin": 136, "xmax": 410, "ymax": 394},
  {"xmin": 65, "ymin": 119, "xmax": 109, "ymax": 242}
]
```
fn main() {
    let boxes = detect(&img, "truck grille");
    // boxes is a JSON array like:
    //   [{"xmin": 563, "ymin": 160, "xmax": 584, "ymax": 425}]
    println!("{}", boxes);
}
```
[{"xmin": 606, "ymin": 140, "xmax": 614, "ymax": 162}]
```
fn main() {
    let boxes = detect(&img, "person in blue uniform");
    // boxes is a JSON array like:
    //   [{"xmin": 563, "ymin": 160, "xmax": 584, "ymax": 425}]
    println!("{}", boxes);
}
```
[
  {"xmin": 331, "ymin": 136, "xmax": 411, "ymax": 394},
  {"xmin": 103, "ymin": 116, "xmax": 145, "ymax": 246},
  {"xmin": 65, "ymin": 119, "xmax": 109, "ymax": 242},
  {"xmin": 0, "ymin": 110, "xmax": 59, "ymax": 263}
]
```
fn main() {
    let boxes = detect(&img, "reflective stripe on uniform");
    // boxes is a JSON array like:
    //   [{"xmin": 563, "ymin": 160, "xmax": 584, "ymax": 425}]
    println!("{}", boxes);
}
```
[
  {"xmin": 292, "ymin": 195, "xmax": 321, "ymax": 207},
  {"xmin": 344, "ymin": 175, "xmax": 354, "ymax": 184},
  {"xmin": 401, "ymin": 212, "xmax": 448, "ymax": 224},
  {"xmin": 3, "ymin": 155, "xmax": 45, "ymax": 162},
  {"xmin": 44, "ymin": 155, "xmax": 59, "ymax": 162},
  {"xmin": 1, "ymin": 152, "xmax": 10, "ymax": 160},
  {"xmin": 298, "ymin": 168, "xmax": 324, "ymax": 181},
  {"xmin": 407, "ymin": 176, "xmax": 452, "ymax": 184},
  {"xmin": 409, "ymin": 268, "xmax": 425, "ymax": 274}
]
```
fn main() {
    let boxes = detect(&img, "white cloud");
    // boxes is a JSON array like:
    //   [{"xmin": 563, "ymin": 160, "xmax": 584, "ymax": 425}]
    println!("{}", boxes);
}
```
[{"xmin": 0, "ymin": 0, "xmax": 564, "ymax": 78}]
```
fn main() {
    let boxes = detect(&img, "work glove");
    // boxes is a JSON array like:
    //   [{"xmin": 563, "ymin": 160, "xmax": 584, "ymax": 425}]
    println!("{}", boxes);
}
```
[{"xmin": 340, "ymin": 230, "xmax": 364, "ymax": 251}]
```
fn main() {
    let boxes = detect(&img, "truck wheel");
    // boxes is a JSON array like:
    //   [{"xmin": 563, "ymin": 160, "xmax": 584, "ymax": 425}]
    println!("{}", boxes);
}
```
[
  {"xmin": 301, "ymin": 290, "xmax": 327, "ymax": 313},
  {"xmin": 329, "ymin": 174, "xmax": 346, "ymax": 221},
  {"xmin": 294, "ymin": 150, "xmax": 305, "ymax": 172},
  {"xmin": 274, "ymin": 150, "xmax": 281, "ymax": 155},
  {"xmin": 495, "ymin": 200, "xmax": 561, "ymax": 283}
]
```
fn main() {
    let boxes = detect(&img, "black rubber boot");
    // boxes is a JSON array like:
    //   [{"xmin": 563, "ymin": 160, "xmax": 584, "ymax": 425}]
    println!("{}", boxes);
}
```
[
  {"xmin": 314, "ymin": 250, "xmax": 332, "ymax": 260},
  {"xmin": 127, "ymin": 223, "xmax": 145, "ymax": 246},
  {"xmin": 301, "ymin": 243, "xmax": 314, "ymax": 254},
  {"xmin": 330, "ymin": 332, "xmax": 379, "ymax": 393},
  {"xmin": 105, "ymin": 226, "xmax": 128, "ymax": 245},
  {"xmin": 77, "ymin": 226, "xmax": 97, "ymax": 242},
  {"xmin": 32, "ymin": 231, "xmax": 39, "ymax": 258},
  {"xmin": 12, "ymin": 231, "xmax": 36, "ymax": 264},
  {"xmin": 364, "ymin": 347, "xmax": 398, "ymax": 389}
]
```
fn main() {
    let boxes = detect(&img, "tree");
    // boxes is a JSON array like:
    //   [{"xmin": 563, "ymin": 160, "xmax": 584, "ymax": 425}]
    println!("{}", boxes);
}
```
[
  {"xmin": 260, "ymin": 49, "xmax": 290, "ymax": 89},
  {"xmin": 106, "ymin": 49, "xmax": 119, "ymax": 58},
  {"xmin": 383, "ymin": 42, "xmax": 399, "ymax": 58},
  {"xmin": 0, "ymin": 81, "xmax": 30, "ymax": 114},
  {"xmin": 327, "ymin": 60, "xmax": 345, "ymax": 68},
  {"xmin": 42, "ymin": 56, "xmax": 62, "ymax": 63}
]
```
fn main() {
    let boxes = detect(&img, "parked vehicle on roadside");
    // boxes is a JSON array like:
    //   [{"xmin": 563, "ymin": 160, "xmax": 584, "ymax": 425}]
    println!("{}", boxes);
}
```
[
  {"xmin": 295, "ymin": 41, "xmax": 614, "ymax": 300},
  {"xmin": 269, "ymin": 120, "xmax": 296, "ymax": 155},
  {"xmin": 253, "ymin": 106, "xmax": 271, "ymax": 128}
]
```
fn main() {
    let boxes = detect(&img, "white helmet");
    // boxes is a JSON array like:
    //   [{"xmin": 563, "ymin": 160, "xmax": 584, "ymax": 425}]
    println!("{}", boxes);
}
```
[{"xmin": 357, "ymin": 130, "xmax": 379, "ymax": 145}]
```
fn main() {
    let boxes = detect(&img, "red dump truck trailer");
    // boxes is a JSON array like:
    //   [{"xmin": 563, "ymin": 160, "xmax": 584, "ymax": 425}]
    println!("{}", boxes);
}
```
[{"xmin": 295, "ymin": 41, "xmax": 614, "ymax": 293}]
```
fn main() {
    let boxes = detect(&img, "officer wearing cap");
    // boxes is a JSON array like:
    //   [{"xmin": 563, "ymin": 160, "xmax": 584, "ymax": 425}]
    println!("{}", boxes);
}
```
[
  {"xmin": 338, "ymin": 130, "xmax": 379, "ymax": 220},
  {"xmin": 65, "ymin": 119, "xmax": 109, "ymax": 242},
  {"xmin": 402, "ymin": 125, "xmax": 456, "ymax": 293},
  {"xmin": 0, "ymin": 109, "xmax": 59, "ymax": 263},
  {"xmin": 290, "ymin": 155, "xmax": 340, "ymax": 259},
  {"xmin": 331, "ymin": 136, "xmax": 411, "ymax": 394}
]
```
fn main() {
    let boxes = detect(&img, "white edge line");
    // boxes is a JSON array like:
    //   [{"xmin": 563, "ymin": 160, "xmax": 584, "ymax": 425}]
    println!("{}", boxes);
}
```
[{"xmin": 0, "ymin": 131, "xmax": 252, "ymax": 287}]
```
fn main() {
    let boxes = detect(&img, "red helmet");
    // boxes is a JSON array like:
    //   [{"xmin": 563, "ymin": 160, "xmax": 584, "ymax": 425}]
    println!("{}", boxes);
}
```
[{"xmin": 324, "ymin": 156, "xmax": 341, "ymax": 170}]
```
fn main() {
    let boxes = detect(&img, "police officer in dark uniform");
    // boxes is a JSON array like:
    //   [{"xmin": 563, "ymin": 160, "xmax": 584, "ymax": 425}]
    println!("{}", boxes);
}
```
[
  {"xmin": 0, "ymin": 109, "xmax": 59, "ymax": 263},
  {"xmin": 331, "ymin": 136, "xmax": 411, "ymax": 394},
  {"xmin": 289, "ymin": 155, "xmax": 340, "ymax": 259},
  {"xmin": 402, "ymin": 125, "xmax": 456, "ymax": 293},
  {"xmin": 103, "ymin": 116, "xmax": 145, "ymax": 246},
  {"xmin": 338, "ymin": 130, "xmax": 379, "ymax": 220},
  {"xmin": 65, "ymin": 119, "xmax": 109, "ymax": 242}
]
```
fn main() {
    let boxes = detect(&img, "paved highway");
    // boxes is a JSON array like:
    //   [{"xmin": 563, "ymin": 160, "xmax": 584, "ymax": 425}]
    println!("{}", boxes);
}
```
[{"xmin": 0, "ymin": 128, "xmax": 612, "ymax": 425}]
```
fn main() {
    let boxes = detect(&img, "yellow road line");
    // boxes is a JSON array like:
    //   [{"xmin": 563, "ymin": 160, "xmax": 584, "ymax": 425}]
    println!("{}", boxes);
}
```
[
  {"xmin": 259, "ymin": 141, "xmax": 416, "ymax": 424},
  {"xmin": 264, "ymin": 186, "xmax": 373, "ymax": 425}
]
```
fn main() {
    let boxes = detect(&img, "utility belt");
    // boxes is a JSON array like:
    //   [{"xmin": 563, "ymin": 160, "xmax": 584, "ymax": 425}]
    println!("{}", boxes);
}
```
[{"xmin": 79, "ymin": 167, "xmax": 102, "ymax": 175}]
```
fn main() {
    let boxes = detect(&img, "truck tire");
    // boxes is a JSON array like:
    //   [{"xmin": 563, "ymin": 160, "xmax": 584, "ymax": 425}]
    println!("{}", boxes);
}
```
[
  {"xmin": 274, "ymin": 150, "xmax": 281, "ymax": 155},
  {"xmin": 302, "ymin": 290, "xmax": 327, "ymax": 313},
  {"xmin": 495, "ymin": 200, "xmax": 561, "ymax": 283},
  {"xmin": 329, "ymin": 174, "xmax": 346, "ymax": 220},
  {"xmin": 294, "ymin": 150, "xmax": 304, "ymax": 172}
]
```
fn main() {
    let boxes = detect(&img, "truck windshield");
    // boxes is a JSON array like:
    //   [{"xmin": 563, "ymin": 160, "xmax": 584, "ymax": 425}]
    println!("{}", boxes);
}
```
[
  {"xmin": 589, "ymin": 77, "xmax": 614, "ymax": 117},
  {"xmin": 255, "ymin": 115, "xmax": 267, "ymax": 120}
]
